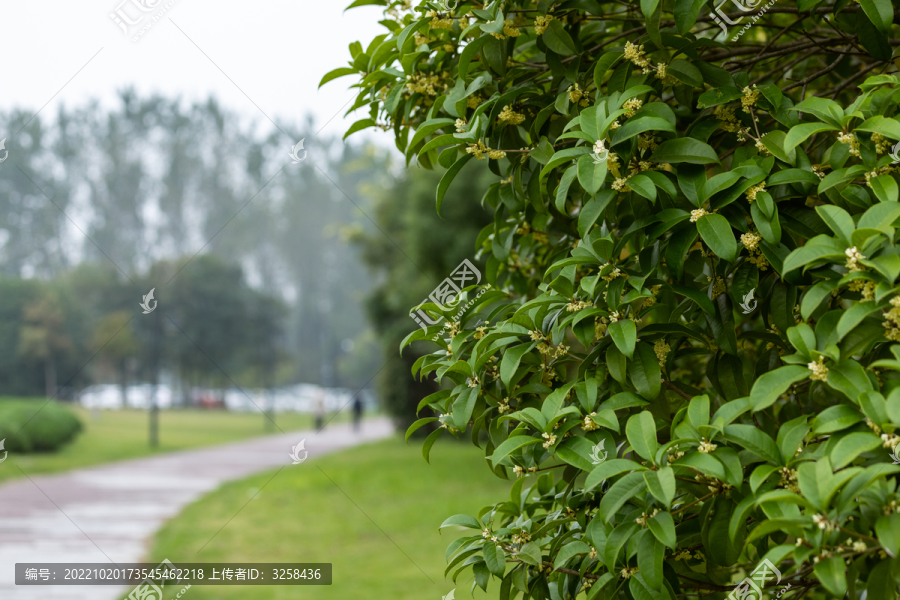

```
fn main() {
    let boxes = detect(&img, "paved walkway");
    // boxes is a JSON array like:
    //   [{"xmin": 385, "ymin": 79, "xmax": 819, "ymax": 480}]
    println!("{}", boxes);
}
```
[{"xmin": 0, "ymin": 418, "xmax": 394, "ymax": 599}]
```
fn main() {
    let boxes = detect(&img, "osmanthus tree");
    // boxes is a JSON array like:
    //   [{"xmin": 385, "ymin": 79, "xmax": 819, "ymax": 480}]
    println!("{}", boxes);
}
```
[{"xmin": 329, "ymin": 0, "xmax": 900, "ymax": 597}]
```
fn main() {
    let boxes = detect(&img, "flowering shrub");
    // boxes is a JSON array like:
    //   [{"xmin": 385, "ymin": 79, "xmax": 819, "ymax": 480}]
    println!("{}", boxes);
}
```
[{"xmin": 332, "ymin": 0, "xmax": 900, "ymax": 597}]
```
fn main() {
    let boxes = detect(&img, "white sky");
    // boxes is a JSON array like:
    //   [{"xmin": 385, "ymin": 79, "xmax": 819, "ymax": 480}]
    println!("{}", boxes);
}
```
[{"xmin": 2, "ymin": 0, "xmax": 388, "ymax": 144}]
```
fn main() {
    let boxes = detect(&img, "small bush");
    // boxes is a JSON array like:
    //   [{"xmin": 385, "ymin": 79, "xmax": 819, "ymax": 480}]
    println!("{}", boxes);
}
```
[{"xmin": 0, "ymin": 399, "xmax": 83, "ymax": 453}]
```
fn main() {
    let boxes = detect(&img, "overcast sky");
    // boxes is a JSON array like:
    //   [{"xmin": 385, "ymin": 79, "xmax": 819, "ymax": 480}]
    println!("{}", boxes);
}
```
[{"xmin": 2, "ymin": 0, "xmax": 387, "ymax": 145}]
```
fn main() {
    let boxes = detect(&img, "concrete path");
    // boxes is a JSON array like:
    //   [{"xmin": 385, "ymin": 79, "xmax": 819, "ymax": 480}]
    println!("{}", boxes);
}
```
[{"xmin": 0, "ymin": 418, "xmax": 394, "ymax": 599}]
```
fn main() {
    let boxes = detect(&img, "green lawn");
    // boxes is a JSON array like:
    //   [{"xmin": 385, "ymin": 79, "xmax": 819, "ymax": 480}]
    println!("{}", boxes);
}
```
[
  {"xmin": 1, "ymin": 399, "xmax": 350, "ymax": 484},
  {"xmin": 141, "ymin": 437, "xmax": 509, "ymax": 600}
]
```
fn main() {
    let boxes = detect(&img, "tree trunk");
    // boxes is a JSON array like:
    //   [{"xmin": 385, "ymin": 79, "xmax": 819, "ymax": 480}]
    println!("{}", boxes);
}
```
[{"xmin": 44, "ymin": 358, "xmax": 57, "ymax": 399}]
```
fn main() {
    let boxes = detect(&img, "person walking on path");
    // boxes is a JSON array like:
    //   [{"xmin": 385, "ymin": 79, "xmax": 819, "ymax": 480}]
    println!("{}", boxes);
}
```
[{"xmin": 351, "ymin": 393, "xmax": 363, "ymax": 431}]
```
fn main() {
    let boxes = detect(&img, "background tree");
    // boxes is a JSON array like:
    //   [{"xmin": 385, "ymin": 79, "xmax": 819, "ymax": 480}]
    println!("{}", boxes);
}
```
[
  {"xmin": 338, "ymin": 0, "xmax": 900, "ymax": 598},
  {"xmin": 17, "ymin": 290, "xmax": 74, "ymax": 398},
  {"xmin": 354, "ymin": 162, "xmax": 493, "ymax": 429}
]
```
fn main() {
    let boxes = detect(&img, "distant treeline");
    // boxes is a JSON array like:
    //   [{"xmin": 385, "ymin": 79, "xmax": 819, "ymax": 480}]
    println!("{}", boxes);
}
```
[{"xmin": 0, "ymin": 91, "xmax": 392, "ymax": 396}]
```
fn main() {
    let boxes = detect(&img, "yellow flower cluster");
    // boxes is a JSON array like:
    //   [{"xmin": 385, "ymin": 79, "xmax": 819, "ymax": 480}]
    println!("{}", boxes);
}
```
[
  {"xmin": 426, "ymin": 10, "xmax": 454, "ymax": 29},
  {"xmin": 607, "ymin": 153, "xmax": 621, "ymax": 177},
  {"xmin": 690, "ymin": 208, "xmax": 708, "ymax": 222},
  {"xmin": 541, "ymin": 432, "xmax": 557, "ymax": 448},
  {"xmin": 849, "ymin": 279, "xmax": 876, "ymax": 301},
  {"xmin": 845, "ymin": 246, "xmax": 865, "ymax": 271},
  {"xmin": 533, "ymin": 15, "xmax": 554, "ymax": 34},
  {"xmin": 654, "ymin": 339, "xmax": 670, "ymax": 367},
  {"xmin": 599, "ymin": 262, "xmax": 622, "ymax": 282},
  {"xmin": 637, "ymin": 134, "xmax": 658, "ymax": 153},
  {"xmin": 595, "ymin": 316, "xmax": 609, "ymax": 338},
  {"xmin": 710, "ymin": 277, "xmax": 726, "ymax": 298},
  {"xmin": 503, "ymin": 19, "xmax": 521, "ymax": 37},
  {"xmin": 473, "ymin": 322, "xmax": 490, "ymax": 339},
  {"xmin": 582, "ymin": 412, "xmax": 599, "ymax": 431},
  {"xmin": 467, "ymin": 94, "xmax": 483, "ymax": 109},
  {"xmin": 406, "ymin": 72, "xmax": 445, "ymax": 96},
  {"xmin": 808, "ymin": 356, "xmax": 828, "ymax": 381},
  {"xmin": 741, "ymin": 85, "xmax": 760, "ymax": 113},
  {"xmin": 712, "ymin": 104, "xmax": 749, "ymax": 141},
  {"xmin": 498, "ymin": 105, "xmax": 526, "ymax": 125},
  {"xmin": 623, "ymin": 98, "xmax": 643, "ymax": 118},
  {"xmin": 748, "ymin": 251, "xmax": 770, "ymax": 270},
  {"xmin": 624, "ymin": 41, "xmax": 651, "ymax": 74},
  {"xmin": 884, "ymin": 296, "xmax": 900, "ymax": 341},
  {"xmin": 746, "ymin": 182, "xmax": 766, "ymax": 202},
  {"xmin": 568, "ymin": 83, "xmax": 584, "ymax": 104},
  {"xmin": 872, "ymin": 132, "xmax": 891, "ymax": 154},
  {"xmin": 838, "ymin": 132, "xmax": 861, "ymax": 157},
  {"xmin": 566, "ymin": 299, "xmax": 593, "ymax": 312},
  {"xmin": 698, "ymin": 438, "xmax": 717, "ymax": 454},
  {"xmin": 780, "ymin": 467, "xmax": 800, "ymax": 493},
  {"xmin": 497, "ymin": 397, "xmax": 510, "ymax": 414},
  {"xmin": 741, "ymin": 231, "xmax": 761, "ymax": 252},
  {"xmin": 612, "ymin": 177, "xmax": 631, "ymax": 192},
  {"xmin": 466, "ymin": 141, "xmax": 506, "ymax": 160},
  {"xmin": 455, "ymin": 118, "xmax": 467, "ymax": 132}
]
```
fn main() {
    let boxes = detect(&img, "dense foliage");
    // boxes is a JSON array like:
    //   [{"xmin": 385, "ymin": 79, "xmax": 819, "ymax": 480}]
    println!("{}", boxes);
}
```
[
  {"xmin": 0, "ymin": 400, "xmax": 83, "ymax": 452},
  {"xmin": 352, "ymin": 164, "xmax": 493, "ymax": 430},
  {"xmin": 332, "ymin": 0, "xmax": 900, "ymax": 597}
]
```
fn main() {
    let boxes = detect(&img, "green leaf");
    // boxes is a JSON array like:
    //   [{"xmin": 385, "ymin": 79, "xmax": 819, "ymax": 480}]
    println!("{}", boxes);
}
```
[
  {"xmin": 784, "ymin": 123, "xmax": 839, "ymax": 153},
  {"xmin": 406, "ymin": 417, "xmax": 439, "ymax": 442},
  {"xmin": 876, "ymin": 513, "xmax": 900, "ymax": 557},
  {"xmin": 553, "ymin": 541, "xmax": 591, "ymax": 569},
  {"xmin": 319, "ymin": 67, "xmax": 357, "ymax": 87},
  {"xmin": 599, "ymin": 471, "xmax": 647, "ymax": 522},
  {"xmin": 648, "ymin": 511, "xmax": 677, "ymax": 548},
  {"xmin": 626, "ymin": 411, "xmax": 659, "ymax": 462},
  {"xmin": 723, "ymin": 424, "xmax": 781, "ymax": 464},
  {"xmin": 483, "ymin": 543, "xmax": 506, "ymax": 577},
  {"xmin": 814, "ymin": 555, "xmax": 847, "ymax": 597},
  {"xmin": 750, "ymin": 365, "xmax": 809, "ymax": 411},
  {"xmin": 436, "ymin": 154, "xmax": 474, "ymax": 216},
  {"xmin": 441, "ymin": 514, "xmax": 481, "ymax": 529},
  {"xmin": 608, "ymin": 319, "xmax": 636, "ymax": 360},
  {"xmin": 667, "ymin": 59, "xmax": 703, "ymax": 88},
  {"xmin": 585, "ymin": 458, "xmax": 646, "ymax": 490},
  {"xmin": 500, "ymin": 343, "xmax": 532, "ymax": 390},
  {"xmin": 859, "ymin": 0, "xmax": 893, "ymax": 33},
  {"xmin": 577, "ymin": 154, "xmax": 608, "ymax": 196},
  {"xmin": 629, "ymin": 342, "xmax": 662, "ymax": 400},
  {"xmin": 543, "ymin": 19, "xmax": 577, "ymax": 55},
  {"xmin": 643, "ymin": 467, "xmax": 675, "ymax": 507},
  {"xmin": 491, "ymin": 435, "xmax": 542, "ymax": 467},
  {"xmin": 829, "ymin": 432, "xmax": 881, "ymax": 469},
  {"xmin": 650, "ymin": 138, "xmax": 719, "ymax": 164},
  {"xmin": 517, "ymin": 541, "xmax": 542, "ymax": 566},
  {"xmin": 697, "ymin": 214, "xmax": 738, "ymax": 262},
  {"xmin": 836, "ymin": 302, "xmax": 880, "ymax": 341},
  {"xmin": 636, "ymin": 533, "xmax": 665, "ymax": 590}
]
